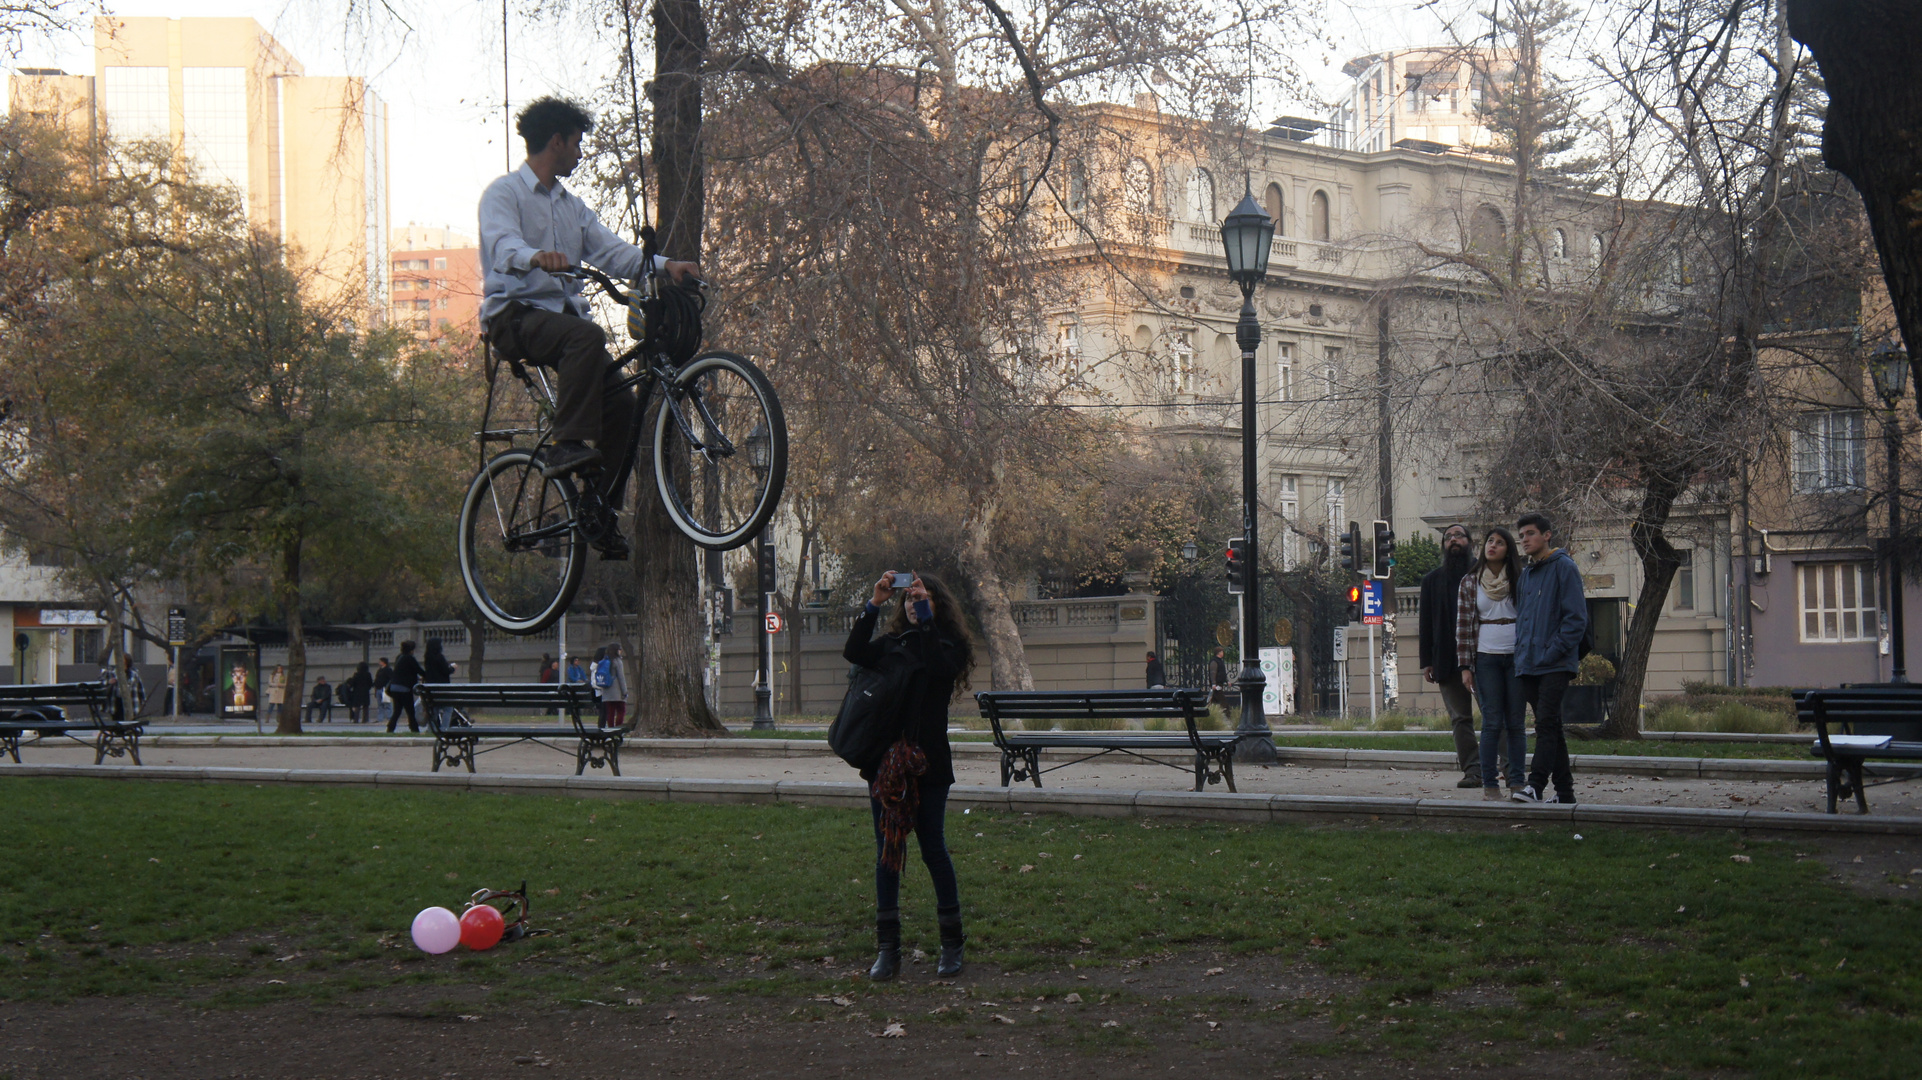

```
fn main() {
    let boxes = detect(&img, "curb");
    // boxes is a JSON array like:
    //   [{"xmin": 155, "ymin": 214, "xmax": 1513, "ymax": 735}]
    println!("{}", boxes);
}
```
[
  {"xmin": 126, "ymin": 735, "xmax": 1909, "ymax": 783},
  {"xmin": 5, "ymin": 762, "xmax": 1919, "ymax": 836}
]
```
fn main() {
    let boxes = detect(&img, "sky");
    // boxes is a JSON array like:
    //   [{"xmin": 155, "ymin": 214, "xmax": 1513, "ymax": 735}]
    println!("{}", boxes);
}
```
[{"xmin": 6, "ymin": 0, "xmax": 1471, "ymax": 236}]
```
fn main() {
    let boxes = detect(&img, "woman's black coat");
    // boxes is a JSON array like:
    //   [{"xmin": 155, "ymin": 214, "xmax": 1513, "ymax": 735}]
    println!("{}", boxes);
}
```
[
  {"xmin": 842, "ymin": 605, "xmax": 965, "ymax": 786},
  {"xmin": 391, "ymin": 653, "xmax": 424, "ymax": 693}
]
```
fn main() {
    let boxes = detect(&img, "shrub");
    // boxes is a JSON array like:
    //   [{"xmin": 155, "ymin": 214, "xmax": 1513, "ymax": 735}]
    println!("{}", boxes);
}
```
[
  {"xmin": 1058, "ymin": 716, "xmax": 1124, "ymax": 731},
  {"xmin": 1574, "ymin": 653, "xmax": 1616, "ymax": 686}
]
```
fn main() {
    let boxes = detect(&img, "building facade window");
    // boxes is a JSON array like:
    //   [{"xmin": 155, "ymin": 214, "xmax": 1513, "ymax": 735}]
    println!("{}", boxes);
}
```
[
  {"xmin": 1792, "ymin": 410, "xmax": 1866, "ymax": 493},
  {"xmin": 1311, "ymin": 191, "xmax": 1331, "ymax": 241},
  {"xmin": 1673, "ymin": 550, "xmax": 1694, "ymax": 610},
  {"xmin": 1276, "ymin": 342, "xmax": 1293, "ymax": 402},
  {"xmin": 1170, "ymin": 329, "xmax": 1195, "ymax": 393},
  {"xmin": 1264, "ymin": 183, "xmax": 1285, "ymax": 235},
  {"xmin": 1124, "ymin": 157, "xmax": 1154, "ymax": 217},
  {"xmin": 1326, "ymin": 478, "xmax": 1346, "ymax": 542},
  {"xmin": 100, "ymin": 66, "xmax": 170, "ymax": 142},
  {"xmin": 1323, "ymin": 346, "xmax": 1343, "ymax": 397},
  {"xmin": 1055, "ymin": 322, "xmax": 1080, "ymax": 369},
  {"xmin": 1188, "ymin": 168, "xmax": 1215, "ymax": 222},
  {"xmin": 1800, "ymin": 562, "xmax": 1878, "ymax": 643},
  {"xmin": 1550, "ymin": 228, "xmax": 1567, "ymax": 259},
  {"xmin": 434, "ymin": 257, "xmax": 447, "ymax": 269},
  {"xmin": 1590, "ymin": 233, "xmax": 1606, "ymax": 264},
  {"xmin": 1278, "ymin": 475, "xmax": 1300, "ymax": 569},
  {"xmin": 182, "ymin": 67, "xmax": 248, "ymax": 198},
  {"xmin": 73, "ymin": 628, "xmax": 103, "ymax": 666}
]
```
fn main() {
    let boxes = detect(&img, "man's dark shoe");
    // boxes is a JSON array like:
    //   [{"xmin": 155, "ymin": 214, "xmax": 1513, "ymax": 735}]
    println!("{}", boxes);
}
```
[
  {"xmin": 593, "ymin": 530, "xmax": 631, "ymax": 561},
  {"xmin": 1456, "ymin": 775, "xmax": 1480, "ymax": 788},
  {"xmin": 541, "ymin": 441, "xmax": 603, "ymax": 480}
]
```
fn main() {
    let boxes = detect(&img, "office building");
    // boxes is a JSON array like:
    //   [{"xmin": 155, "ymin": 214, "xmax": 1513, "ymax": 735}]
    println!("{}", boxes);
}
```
[
  {"xmin": 7, "ymin": 16, "xmax": 390, "ymax": 311},
  {"xmin": 391, "ymin": 224, "xmax": 482, "ymax": 341}
]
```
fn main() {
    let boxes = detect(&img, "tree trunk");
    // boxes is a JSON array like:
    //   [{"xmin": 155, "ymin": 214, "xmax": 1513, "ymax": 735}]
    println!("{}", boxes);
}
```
[
  {"xmin": 626, "ymin": 0, "xmax": 724, "ymax": 736},
  {"xmin": 1599, "ymin": 475, "xmax": 1686, "ymax": 739},
  {"xmin": 957, "ymin": 497, "xmax": 1033, "ymax": 691},
  {"xmin": 277, "ymin": 535, "xmax": 305, "ymax": 735},
  {"xmin": 460, "ymin": 613, "xmax": 486, "ymax": 682},
  {"xmin": 1788, "ymin": 1, "xmax": 1922, "ymax": 407}
]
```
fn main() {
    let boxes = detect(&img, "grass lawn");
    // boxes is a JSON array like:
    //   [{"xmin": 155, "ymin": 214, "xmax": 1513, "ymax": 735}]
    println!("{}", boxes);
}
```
[{"xmin": 3, "ymin": 778, "xmax": 1912, "ymax": 1077}]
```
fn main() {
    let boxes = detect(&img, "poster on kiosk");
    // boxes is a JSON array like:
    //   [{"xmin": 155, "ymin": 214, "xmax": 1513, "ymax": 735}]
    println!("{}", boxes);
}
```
[{"xmin": 218, "ymin": 645, "xmax": 259, "ymax": 722}]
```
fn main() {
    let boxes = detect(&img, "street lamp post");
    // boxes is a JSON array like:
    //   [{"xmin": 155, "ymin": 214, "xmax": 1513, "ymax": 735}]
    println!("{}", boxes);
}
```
[
  {"xmin": 1873, "ymin": 341, "xmax": 1909, "ymax": 684},
  {"xmin": 1220, "ymin": 189, "xmax": 1277, "ymax": 764}
]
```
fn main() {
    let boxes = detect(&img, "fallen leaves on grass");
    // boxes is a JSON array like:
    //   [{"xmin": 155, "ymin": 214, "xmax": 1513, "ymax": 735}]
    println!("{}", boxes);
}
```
[
  {"xmin": 1019, "ymin": 864, "xmax": 1035, "ymax": 873},
  {"xmin": 991, "ymin": 1014, "xmax": 1016, "ymax": 1025},
  {"xmin": 874, "ymin": 1022, "xmax": 905, "ymax": 1038},
  {"xmin": 1731, "ymin": 855, "xmax": 1752, "ymax": 863},
  {"xmin": 1102, "ymin": 1020, "xmax": 1122, "ymax": 1029},
  {"xmin": 1204, "ymin": 967, "xmax": 1225, "ymax": 976},
  {"xmin": 1064, "ymin": 993, "xmax": 1082, "ymax": 1004}
]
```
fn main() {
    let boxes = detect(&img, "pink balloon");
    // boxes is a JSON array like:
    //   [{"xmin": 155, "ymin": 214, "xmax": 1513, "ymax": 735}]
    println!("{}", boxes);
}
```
[{"xmin": 411, "ymin": 906, "xmax": 461, "ymax": 954}]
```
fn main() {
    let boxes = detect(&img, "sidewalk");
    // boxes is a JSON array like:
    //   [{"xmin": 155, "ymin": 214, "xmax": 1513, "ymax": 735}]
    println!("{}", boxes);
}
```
[{"xmin": 7, "ymin": 732, "xmax": 1899, "ymax": 817}]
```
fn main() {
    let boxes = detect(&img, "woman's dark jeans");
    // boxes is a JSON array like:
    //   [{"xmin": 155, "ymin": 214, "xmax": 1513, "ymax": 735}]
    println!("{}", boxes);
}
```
[
  {"xmin": 869, "ymin": 783, "xmax": 960, "ymax": 913},
  {"xmin": 386, "ymin": 690, "xmax": 419, "ymax": 733},
  {"xmin": 1475, "ymin": 652, "xmax": 1526, "ymax": 788}
]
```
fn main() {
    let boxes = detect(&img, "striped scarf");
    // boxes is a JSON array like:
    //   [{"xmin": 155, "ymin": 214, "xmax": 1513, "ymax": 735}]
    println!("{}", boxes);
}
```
[{"xmin": 871, "ymin": 737, "xmax": 928, "ymax": 872}]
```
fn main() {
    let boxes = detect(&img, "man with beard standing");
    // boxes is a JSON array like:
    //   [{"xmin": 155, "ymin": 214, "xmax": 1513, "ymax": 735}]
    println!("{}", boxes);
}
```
[{"xmin": 1419, "ymin": 523, "xmax": 1481, "ymax": 788}]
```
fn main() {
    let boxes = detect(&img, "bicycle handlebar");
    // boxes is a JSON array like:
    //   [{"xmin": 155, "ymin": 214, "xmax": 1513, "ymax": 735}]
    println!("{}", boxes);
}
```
[{"xmin": 550, "ymin": 264, "xmax": 706, "ymax": 306}]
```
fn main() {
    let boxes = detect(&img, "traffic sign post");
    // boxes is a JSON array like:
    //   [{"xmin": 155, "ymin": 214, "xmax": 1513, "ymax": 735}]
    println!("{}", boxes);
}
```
[
  {"xmin": 765, "ymin": 611, "xmax": 785, "ymax": 635},
  {"xmin": 166, "ymin": 607, "xmax": 185, "ymax": 719}
]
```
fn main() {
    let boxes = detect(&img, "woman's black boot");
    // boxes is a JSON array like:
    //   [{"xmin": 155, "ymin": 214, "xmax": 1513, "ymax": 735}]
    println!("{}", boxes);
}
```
[
  {"xmin": 936, "ymin": 905, "xmax": 965, "ymax": 978},
  {"xmin": 869, "ymin": 909, "xmax": 902, "ymax": 982}
]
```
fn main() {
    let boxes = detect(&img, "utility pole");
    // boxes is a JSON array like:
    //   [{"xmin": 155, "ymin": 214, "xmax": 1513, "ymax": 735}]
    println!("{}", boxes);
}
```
[{"xmin": 1376, "ymin": 295, "xmax": 1399, "ymax": 709}]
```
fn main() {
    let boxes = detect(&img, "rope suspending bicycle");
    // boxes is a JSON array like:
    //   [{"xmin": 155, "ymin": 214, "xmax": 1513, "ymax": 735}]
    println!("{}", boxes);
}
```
[{"xmin": 458, "ymin": 240, "xmax": 786, "ymax": 635}]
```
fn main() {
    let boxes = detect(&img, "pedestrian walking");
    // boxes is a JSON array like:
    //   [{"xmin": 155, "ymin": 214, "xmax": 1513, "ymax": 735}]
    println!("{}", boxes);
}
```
[
  {"xmin": 345, "ymin": 661, "xmax": 374, "ymax": 723},
  {"xmin": 423, "ymin": 638, "xmax": 455, "ymax": 729},
  {"xmin": 1510, "ymin": 513, "xmax": 1588, "ymax": 805},
  {"xmin": 597, "ymin": 643, "xmax": 628, "ymax": 730},
  {"xmin": 588, "ymin": 646, "xmax": 609, "ymax": 726},
  {"xmin": 1419, "ymin": 523, "xmax": 1481, "ymax": 788},
  {"xmin": 1457, "ymin": 527, "xmax": 1526, "ymax": 800},
  {"xmin": 1209, "ymin": 648, "xmax": 1230, "ymax": 707},
  {"xmin": 372, "ymin": 658, "xmax": 393, "ymax": 725},
  {"xmin": 1145, "ymin": 651, "xmax": 1166, "ymax": 689},
  {"xmin": 843, "ymin": 570, "xmax": 975, "ymax": 982},
  {"xmin": 539, "ymin": 653, "xmax": 557, "ymax": 684},
  {"xmin": 388, "ymin": 641, "xmax": 423, "ymax": 733},
  {"xmin": 306, "ymin": 676, "xmax": 333, "ymax": 724}
]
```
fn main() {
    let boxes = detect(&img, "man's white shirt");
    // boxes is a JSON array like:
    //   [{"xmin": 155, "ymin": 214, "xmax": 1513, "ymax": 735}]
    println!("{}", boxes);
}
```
[{"xmin": 478, "ymin": 162, "xmax": 664, "ymax": 326}]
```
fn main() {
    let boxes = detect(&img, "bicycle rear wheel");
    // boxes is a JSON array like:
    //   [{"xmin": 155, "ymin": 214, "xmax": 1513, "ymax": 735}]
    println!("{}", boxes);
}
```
[
  {"xmin": 652, "ymin": 350, "xmax": 787, "ymax": 550},
  {"xmin": 458, "ymin": 448, "xmax": 586, "ymax": 634}
]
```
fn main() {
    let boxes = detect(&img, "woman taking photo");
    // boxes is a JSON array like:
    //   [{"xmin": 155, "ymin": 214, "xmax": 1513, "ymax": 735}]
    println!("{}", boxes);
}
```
[
  {"xmin": 843, "ymin": 570, "xmax": 975, "ymax": 981},
  {"xmin": 1457, "ymin": 527, "xmax": 1526, "ymax": 800}
]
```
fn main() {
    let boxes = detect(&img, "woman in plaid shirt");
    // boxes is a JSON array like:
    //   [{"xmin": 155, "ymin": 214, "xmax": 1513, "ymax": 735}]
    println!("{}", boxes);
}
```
[{"xmin": 1457, "ymin": 527, "xmax": 1526, "ymax": 800}]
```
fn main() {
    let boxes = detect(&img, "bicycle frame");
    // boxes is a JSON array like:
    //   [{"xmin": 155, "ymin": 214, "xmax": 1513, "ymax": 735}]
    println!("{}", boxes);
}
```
[{"xmin": 473, "ymin": 264, "xmax": 731, "ymax": 553}]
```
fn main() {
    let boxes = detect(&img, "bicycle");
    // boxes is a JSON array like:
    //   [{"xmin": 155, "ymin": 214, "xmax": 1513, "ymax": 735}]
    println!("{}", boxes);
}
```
[{"xmin": 457, "ymin": 249, "xmax": 786, "ymax": 635}]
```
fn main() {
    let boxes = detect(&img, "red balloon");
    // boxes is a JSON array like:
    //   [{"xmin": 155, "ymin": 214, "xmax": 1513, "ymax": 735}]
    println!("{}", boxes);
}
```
[{"xmin": 460, "ymin": 903, "xmax": 506, "ymax": 951}]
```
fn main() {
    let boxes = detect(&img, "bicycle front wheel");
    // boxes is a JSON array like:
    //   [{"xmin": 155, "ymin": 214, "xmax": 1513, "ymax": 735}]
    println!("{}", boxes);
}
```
[
  {"xmin": 653, "ymin": 350, "xmax": 787, "ymax": 550},
  {"xmin": 458, "ymin": 448, "xmax": 587, "ymax": 634}
]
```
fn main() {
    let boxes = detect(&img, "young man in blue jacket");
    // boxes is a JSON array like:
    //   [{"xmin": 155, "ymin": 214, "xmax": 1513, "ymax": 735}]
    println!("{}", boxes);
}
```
[{"xmin": 1511, "ymin": 512, "xmax": 1588, "ymax": 804}]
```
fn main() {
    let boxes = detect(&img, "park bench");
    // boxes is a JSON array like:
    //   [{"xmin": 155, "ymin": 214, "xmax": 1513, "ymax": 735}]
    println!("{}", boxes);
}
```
[
  {"xmin": 415, "ymin": 682, "xmax": 623, "ymax": 775},
  {"xmin": 1796, "ymin": 686, "xmax": 1922, "ymax": 813},
  {"xmin": 0, "ymin": 682, "xmax": 142, "ymax": 765},
  {"xmin": 974, "ymin": 688, "xmax": 1240, "ymax": 792}
]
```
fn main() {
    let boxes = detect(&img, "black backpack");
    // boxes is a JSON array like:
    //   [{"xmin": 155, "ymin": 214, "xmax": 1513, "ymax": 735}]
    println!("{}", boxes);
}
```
[{"xmin": 828, "ymin": 645, "xmax": 922, "ymax": 771}]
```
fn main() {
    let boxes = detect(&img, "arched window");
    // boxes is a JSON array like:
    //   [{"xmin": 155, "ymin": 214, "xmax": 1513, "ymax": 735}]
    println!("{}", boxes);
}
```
[
  {"xmin": 1550, "ymin": 228, "xmax": 1567, "ymax": 259},
  {"xmin": 1469, "ymin": 205, "xmax": 1505, "ymax": 252},
  {"xmin": 1589, "ymin": 232, "xmax": 1606, "ymax": 264},
  {"xmin": 1188, "ymin": 167, "xmax": 1216, "ymax": 222},
  {"xmin": 1124, "ymin": 158, "xmax": 1154, "ymax": 217},
  {"xmin": 1264, "ymin": 182, "xmax": 1285, "ymax": 235},
  {"xmin": 1310, "ymin": 190, "xmax": 1331, "ymax": 241},
  {"xmin": 1068, "ymin": 162, "xmax": 1088, "ymax": 213}
]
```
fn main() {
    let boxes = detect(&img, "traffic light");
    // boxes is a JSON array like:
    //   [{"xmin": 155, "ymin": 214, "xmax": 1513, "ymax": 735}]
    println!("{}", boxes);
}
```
[
  {"xmin": 1373, "ymin": 519, "xmax": 1395, "ymax": 578},
  {"xmin": 1338, "ymin": 520, "xmax": 1359, "ymax": 573},
  {"xmin": 1225, "ymin": 538, "xmax": 1246, "ymax": 594},
  {"xmin": 757, "ymin": 534, "xmax": 776, "ymax": 593},
  {"xmin": 1345, "ymin": 584, "xmax": 1363, "ymax": 623}
]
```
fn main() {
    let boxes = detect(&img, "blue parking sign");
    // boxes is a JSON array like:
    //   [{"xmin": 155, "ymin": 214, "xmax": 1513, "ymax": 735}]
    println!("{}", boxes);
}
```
[{"xmin": 1361, "ymin": 580, "xmax": 1384, "ymax": 624}]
